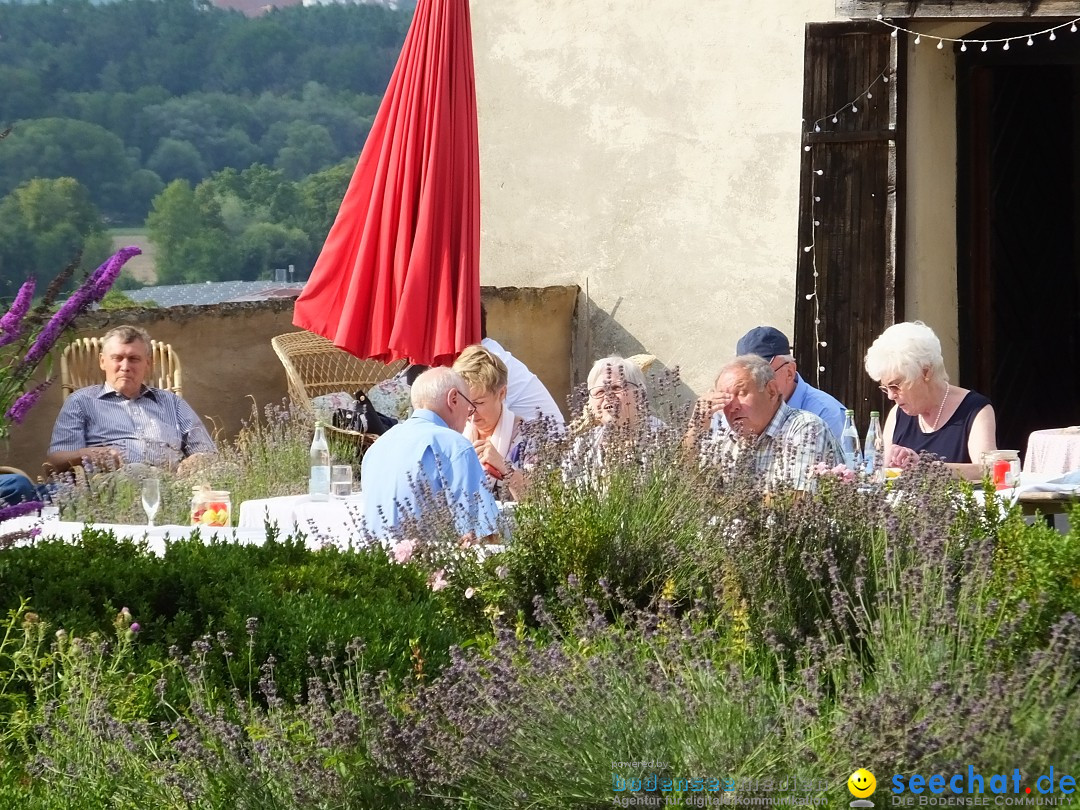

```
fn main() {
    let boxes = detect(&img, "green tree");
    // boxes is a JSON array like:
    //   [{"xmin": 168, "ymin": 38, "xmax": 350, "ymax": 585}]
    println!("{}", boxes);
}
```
[
  {"xmin": 274, "ymin": 122, "xmax": 337, "ymax": 181},
  {"xmin": 0, "ymin": 118, "xmax": 135, "ymax": 219},
  {"xmin": 147, "ymin": 138, "xmax": 208, "ymax": 186},
  {"xmin": 297, "ymin": 157, "xmax": 357, "ymax": 248},
  {"xmin": 0, "ymin": 177, "xmax": 110, "ymax": 294},
  {"xmin": 147, "ymin": 179, "xmax": 239, "ymax": 283},
  {"xmin": 235, "ymin": 222, "xmax": 310, "ymax": 280}
]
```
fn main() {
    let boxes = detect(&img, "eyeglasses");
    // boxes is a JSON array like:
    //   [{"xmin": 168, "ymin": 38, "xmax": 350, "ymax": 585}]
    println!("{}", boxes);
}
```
[
  {"xmin": 878, "ymin": 381, "xmax": 905, "ymax": 396},
  {"xmin": 771, "ymin": 360, "xmax": 791, "ymax": 373},
  {"xmin": 457, "ymin": 390, "xmax": 478, "ymax": 415},
  {"xmin": 589, "ymin": 382, "xmax": 640, "ymax": 399}
]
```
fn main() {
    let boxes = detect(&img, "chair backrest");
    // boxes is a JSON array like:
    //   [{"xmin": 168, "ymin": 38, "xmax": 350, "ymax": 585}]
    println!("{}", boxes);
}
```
[
  {"xmin": 271, "ymin": 331, "xmax": 408, "ymax": 413},
  {"xmin": 60, "ymin": 337, "xmax": 183, "ymax": 400}
]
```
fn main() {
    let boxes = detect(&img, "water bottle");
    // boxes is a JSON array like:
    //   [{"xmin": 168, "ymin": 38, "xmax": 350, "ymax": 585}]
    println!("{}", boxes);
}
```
[
  {"xmin": 840, "ymin": 409, "xmax": 862, "ymax": 473},
  {"xmin": 864, "ymin": 410, "xmax": 884, "ymax": 482},
  {"xmin": 309, "ymin": 421, "xmax": 331, "ymax": 501}
]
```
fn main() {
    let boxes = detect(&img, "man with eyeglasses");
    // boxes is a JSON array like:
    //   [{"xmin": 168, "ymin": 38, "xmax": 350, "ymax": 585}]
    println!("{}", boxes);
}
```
[
  {"xmin": 360, "ymin": 367, "xmax": 500, "ymax": 545},
  {"xmin": 733, "ymin": 326, "xmax": 846, "ymax": 441}
]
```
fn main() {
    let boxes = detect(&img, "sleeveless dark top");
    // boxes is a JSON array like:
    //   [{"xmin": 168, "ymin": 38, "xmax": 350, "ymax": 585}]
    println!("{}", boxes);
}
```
[{"xmin": 892, "ymin": 390, "xmax": 992, "ymax": 464}]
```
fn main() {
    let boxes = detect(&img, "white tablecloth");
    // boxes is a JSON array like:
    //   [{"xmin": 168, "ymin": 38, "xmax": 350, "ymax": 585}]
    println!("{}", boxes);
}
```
[
  {"xmin": 1024, "ymin": 427, "xmax": 1080, "ymax": 474},
  {"xmin": 1, "ymin": 518, "xmax": 273, "ymax": 556},
  {"xmin": 238, "ymin": 494, "xmax": 516, "ymax": 548},
  {"xmin": 237, "ymin": 494, "xmax": 367, "ymax": 547}
]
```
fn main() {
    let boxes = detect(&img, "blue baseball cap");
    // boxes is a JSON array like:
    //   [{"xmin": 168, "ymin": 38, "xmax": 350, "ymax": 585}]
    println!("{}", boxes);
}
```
[{"xmin": 736, "ymin": 326, "xmax": 791, "ymax": 360}]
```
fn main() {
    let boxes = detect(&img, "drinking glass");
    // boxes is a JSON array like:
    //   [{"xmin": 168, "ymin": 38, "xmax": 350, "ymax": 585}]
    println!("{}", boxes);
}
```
[
  {"xmin": 142, "ymin": 478, "xmax": 161, "ymax": 527},
  {"xmin": 330, "ymin": 465, "xmax": 353, "ymax": 498}
]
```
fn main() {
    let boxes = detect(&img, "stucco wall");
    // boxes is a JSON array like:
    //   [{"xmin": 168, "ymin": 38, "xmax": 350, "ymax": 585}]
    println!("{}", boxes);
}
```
[
  {"xmin": 904, "ymin": 22, "xmax": 981, "ymax": 378},
  {"xmin": 472, "ymin": 0, "xmax": 837, "ymax": 393},
  {"xmin": 4, "ymin": 288, "xmax": 577, "ymax": 475}
]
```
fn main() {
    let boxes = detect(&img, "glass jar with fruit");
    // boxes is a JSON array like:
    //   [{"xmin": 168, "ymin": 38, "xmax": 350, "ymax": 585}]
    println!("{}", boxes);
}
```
[{"xmin": 190, "ymin": 487, "xmax": 231, "ymax": 527}]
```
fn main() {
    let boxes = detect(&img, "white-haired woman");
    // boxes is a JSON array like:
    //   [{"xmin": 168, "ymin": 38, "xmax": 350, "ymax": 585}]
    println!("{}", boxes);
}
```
[
  {"xmin": 864, "ymin": 321, "xmax": 996, "ymax": 479},
  {"xmin": 569, "ymin": 356, "xmax": 666, "ymax": 470}
]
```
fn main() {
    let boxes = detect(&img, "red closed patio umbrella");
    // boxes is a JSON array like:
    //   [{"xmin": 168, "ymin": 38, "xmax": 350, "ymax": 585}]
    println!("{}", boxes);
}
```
[{"xmin": 292, "ymin": 0, "xmax": 480, "ymax": 366}]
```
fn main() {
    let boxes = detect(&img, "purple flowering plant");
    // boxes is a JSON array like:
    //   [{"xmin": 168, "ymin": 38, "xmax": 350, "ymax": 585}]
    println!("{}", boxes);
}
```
[{"xmin": 0, "ymin": 247, "xmax": 139, "ymax": 439}]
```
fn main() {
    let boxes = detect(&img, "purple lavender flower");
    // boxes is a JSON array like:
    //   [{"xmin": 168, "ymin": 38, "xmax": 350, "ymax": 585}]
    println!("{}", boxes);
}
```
[
  {"xmin": 0, "ymin": 500, "xmax": 44, "ymax": 521},
  {"xmin": 0, "ymin": 279, "xmax": 36, "ymax": 347},
  {"xmin": 86, "ymin": 246, "xmax": 140, "ymax": 303},
  {"xmin": 5, "ymin": 379, "xmax": 53, "ymax": 425},
  {"xmin": 21, "ymin": 247, "xmax": 140, "ymax": 367}
]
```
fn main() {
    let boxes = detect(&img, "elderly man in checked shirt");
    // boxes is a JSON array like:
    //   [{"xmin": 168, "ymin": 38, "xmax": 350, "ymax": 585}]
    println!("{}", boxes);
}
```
[
  {"xmin": 46, "ymin": 326, "xmax": 216, "ymax": 475},
  {"xmin": 686, "ymin": 354, "xmax": 840, "ymax": 492}
]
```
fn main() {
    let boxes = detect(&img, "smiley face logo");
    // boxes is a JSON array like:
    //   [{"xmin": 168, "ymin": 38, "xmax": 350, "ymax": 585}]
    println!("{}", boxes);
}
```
[{"xmin": 848, "ymin": 769, "xmax": 876, "ymax": 798}]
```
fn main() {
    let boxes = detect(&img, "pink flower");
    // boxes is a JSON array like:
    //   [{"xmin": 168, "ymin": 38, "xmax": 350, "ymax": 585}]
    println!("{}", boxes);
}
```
[
  {"xmin": 829, "ymin": 464, "xmax": 856, "ymax": 483},
  {"xmin": 428, "ymin": 569, "xmax": 448, "ymax": 592},
  {"xmin": 464, "ymin": 587, "xmax": 476, "ymax": 599},
  {"xmin": 130, "ymin": 622, "xmax": 140, "ymax": 633},
  {"xmin": 392, "ymin": 538, "xmax": 416, "ymax": 564}
]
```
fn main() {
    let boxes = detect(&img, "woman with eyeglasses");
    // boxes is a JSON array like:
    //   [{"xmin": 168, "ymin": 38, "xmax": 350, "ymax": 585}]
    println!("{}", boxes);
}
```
[
  {"xmin": 864, "ymin": 321, "xmax": 996, "ymax": 479},
  {"xmin": 452, "ymin": 345, "xmax": 529, "ymax": 501},
  {"xmin": 568, "ymin": 356, "xmax": 667, "ymax": 472}
]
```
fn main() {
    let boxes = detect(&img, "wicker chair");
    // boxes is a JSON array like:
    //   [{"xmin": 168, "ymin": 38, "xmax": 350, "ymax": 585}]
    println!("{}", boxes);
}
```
[
  {"xmin": 271, "ymin": 331, "xmax": 407, "ymax": 456},
  {"xmin": 61, "ymin": 337, "xmax": 183, "ymax": 399}
]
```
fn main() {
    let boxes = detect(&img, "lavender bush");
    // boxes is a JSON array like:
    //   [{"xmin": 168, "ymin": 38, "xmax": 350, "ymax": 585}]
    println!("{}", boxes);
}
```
[
  {"xmin": 3, "ymin": 369, "xmax": 1079, "ymax": 808},
  {"xmin": 0, "ymin": 248, "xmax": 138, "ymax": 441}
]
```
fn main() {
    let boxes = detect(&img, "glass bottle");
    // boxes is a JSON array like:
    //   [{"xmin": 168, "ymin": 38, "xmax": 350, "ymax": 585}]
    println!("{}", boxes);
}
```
[
  {"xmin": 864, "ymin": 410, "xmax": 884, "ymax": 482},
  {"xmin": 309, "ymin": 421, "xmax": 331, "ymax": 501},
  {"xmin": 840, "ymin": 409, "xmax": 863, "ymax": 473}
]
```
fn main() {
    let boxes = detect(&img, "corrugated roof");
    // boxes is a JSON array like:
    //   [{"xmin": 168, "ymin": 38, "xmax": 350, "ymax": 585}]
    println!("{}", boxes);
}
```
[{"xmin": 125, "ymin": 281, "xmax": 306, "ymax": 308}]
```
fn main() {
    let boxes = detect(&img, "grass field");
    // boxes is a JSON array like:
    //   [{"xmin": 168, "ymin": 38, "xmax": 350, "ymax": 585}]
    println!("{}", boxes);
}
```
[{"xmin": 110, "ymin": 228, "xmax": 156, "ymax": 284}]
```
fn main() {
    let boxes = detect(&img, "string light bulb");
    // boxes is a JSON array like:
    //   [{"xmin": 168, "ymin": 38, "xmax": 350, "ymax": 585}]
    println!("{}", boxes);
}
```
[
  {"xmin": 1072, "ymin": 23, "xmax": 1077, "ymax": 32},
  {"xmin": 1027, "ymin": 37, "xmax": 1035, "ymax": 46},
  {"xmin": 914, "ymin": 34, "xmax": 921, "ymax": 44},
  {"xmin": 937, "ymin": 39, "xmax": 944, "ymax": 50},
  {"xmin": 1003, "ymin": 40, "xmax": 1010, "ymax": 50}
]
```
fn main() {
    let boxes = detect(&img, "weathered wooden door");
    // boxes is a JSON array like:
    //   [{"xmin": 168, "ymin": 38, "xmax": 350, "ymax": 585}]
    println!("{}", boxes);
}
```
[{"xmin": 794, "ymin": 22, "xmax": 905, "ymax": 420}]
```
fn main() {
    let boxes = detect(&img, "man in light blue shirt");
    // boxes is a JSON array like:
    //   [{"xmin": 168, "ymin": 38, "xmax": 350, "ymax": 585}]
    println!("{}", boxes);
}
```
[
  {"xmin": 47, "ymin": 326, "xmax": 216, "ymax": 474},
  {"xmin": 735, "ymin": 326, "xmax": 846, "ymax": 441},
  {"xmin": 360, "ymin": 367, "xmax": 499, "ymax": 544}
]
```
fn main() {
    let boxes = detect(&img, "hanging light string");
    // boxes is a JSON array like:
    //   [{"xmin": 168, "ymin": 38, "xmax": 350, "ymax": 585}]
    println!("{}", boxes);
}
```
[
  {"xmin": 875, "ymin": 15, "xmax": 1080, "ymax": 51},
  {"xmin": 801, "ymin": 69, "xmax": 890, "ymax": 381},
  {"xmin": 811, "ymin": 67, "xmax": 891, "ymax": 133},
  {"xmin": 802, "ymin": 168, "xmax": 825, "ymax": 383}
]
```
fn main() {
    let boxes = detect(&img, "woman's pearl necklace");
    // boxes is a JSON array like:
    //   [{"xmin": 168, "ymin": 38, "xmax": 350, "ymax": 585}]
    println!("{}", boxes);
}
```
[{"xmin": 921, "ymin": 383, "xmax": 950, "ymax": 432}]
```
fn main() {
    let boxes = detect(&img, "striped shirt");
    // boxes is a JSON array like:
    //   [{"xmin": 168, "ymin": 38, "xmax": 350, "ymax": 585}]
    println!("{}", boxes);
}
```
[
  {"xmin": 49, "ymin": 383, "xmax": 216, "ymax": 469},
  {"xmin": 704, "ymin": 400, "xmax": 840, "ymax": 492}
]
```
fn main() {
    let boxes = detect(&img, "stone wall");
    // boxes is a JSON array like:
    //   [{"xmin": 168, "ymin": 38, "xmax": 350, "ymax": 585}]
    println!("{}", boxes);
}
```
[{"xmin": 4, "ymin": 287, "xmax": 578, "ymax": 475}]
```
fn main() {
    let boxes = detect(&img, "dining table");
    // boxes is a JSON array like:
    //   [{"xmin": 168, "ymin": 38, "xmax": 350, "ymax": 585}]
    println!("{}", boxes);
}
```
[
  {"xmin": 237, "ymin": 493, "xmax": 367, "ymax": 547},
  {"xmin": 1023, "ymin": 426, "xmax": 1080, "ymax": 475}
]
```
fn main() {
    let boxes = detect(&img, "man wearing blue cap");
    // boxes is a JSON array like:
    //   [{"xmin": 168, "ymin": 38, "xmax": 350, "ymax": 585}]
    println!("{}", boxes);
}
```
[{"xmin": 734, "ymin": 326, "xmax": 846, "ymax": 441}]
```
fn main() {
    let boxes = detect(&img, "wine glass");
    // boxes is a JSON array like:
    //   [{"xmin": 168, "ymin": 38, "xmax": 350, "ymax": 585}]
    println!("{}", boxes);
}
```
[{"xmin": 141, "ymin": 478, "xmax": 161, "ymax": 527}]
